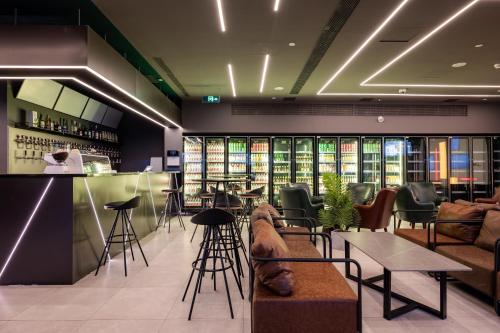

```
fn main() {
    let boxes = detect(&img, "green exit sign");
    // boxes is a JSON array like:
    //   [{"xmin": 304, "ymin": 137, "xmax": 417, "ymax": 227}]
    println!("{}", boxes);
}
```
[{"xmin": 202, "ymin": 96, "xmax": 221, "ymax": 104}]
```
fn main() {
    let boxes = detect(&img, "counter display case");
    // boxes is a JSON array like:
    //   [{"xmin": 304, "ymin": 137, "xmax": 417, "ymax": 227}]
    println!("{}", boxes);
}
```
[
  {"xmin": 340, "ymin": 137, "xmax": 359, "ymax": 185},
  {"xmin": 250, "ymin": 137, "xmax": 270, "ymax": 202},
  {"xmin": 471, "ymin": 137, "xmax": 491, "ymax": 201},
  {"xmin": 227, "ymin": 137, "xmax": 248, "ymax": 191},
  {"xmin": 183, "ymin": 137, "xmax": 203, "ymax": 208},
  {"xmin": 205, "ymin": 137, "xmax": 225, "ymax": 190},
  {"xmin": 406, "ymin": 137, "xmax": 426, "ymax": 182},
  {"xmin": 317, "ymin": 137, "xmax": 337, "ymax": 194},
  {"xmin": 272, "ymin": 137, "xmax": 292, "ymax": 206},
  {"xmin": 450, "ymin": 137, "xmax": 470, "ymax": 202},
  {"xmin": 294, "ymin": 137, "xmax": 314, "ymax": 193},
  {"xmin": 362, "ymin": 137, "xmax": 382, "ymax": 191},
  {"xmin": 429, "ymin": 137, "xmax": 449, "ymax": 199},
  {"xmin": 384, "ymin": 138, "xmax": 404, "ymax": 188}
]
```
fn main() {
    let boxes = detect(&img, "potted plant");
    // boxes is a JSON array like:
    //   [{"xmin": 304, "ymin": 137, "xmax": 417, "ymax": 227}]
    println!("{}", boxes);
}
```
[{"xmin": 319, "ymin": 173, "xmax": 359, "ymax": 249}]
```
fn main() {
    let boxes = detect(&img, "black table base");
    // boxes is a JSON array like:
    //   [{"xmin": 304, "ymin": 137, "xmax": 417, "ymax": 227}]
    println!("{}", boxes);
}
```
[{"xmin": 344, "ymin": 240, "xmax": 447, "ymax": 320}]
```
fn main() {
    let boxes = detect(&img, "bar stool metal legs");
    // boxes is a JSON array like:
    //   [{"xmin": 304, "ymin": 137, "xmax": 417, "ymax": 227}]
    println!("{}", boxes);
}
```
[
  {"xmin": 156, "ymin": 191, "xmax": 186, "ymax": 232},
  {"xmin": 95, "ymin": 196, "xmax": 148, "ymax": 277}
]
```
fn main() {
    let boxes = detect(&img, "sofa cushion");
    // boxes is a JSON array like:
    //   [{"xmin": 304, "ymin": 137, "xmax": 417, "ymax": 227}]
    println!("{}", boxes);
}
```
[
  {"xmin": 250, "ymin": 207, "xmax": 274, "ymax": 228},
  {"xmin": 436, "ymin": 203, "xmax": 484, "ymax": 242},
  {"xmin": 251, "ymin": 220, "xmax": 294, "ymax": 296},
  {"xmin": 436, "ymin": 245, "xmax": 494, "ymax": 297},
  {"xmin": 395, "ymin": 228, "xmax": 464, "ymax": 248},
  {"xmin": 252, "ymin": 241, "xmax": 357, "ymax": 333},
  {"xmin": 258, "ymin": 203, "xmax": 285, "ymax": 227},
  {"xmin": 474, "ymin": 210, "xmax": 500, "ymax": 252},
  {"xmin": 280, "ymin": 226, "xmax": 311, "ymax": 243}
]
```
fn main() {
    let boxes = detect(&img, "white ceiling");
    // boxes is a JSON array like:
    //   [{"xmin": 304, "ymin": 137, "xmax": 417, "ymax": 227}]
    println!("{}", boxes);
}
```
[{"xmin": 93, "ymin": 0, "xmax": 500, "ymax": 103}]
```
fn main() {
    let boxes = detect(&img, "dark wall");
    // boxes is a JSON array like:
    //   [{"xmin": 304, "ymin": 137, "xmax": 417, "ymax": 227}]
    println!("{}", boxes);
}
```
[
  {"xmin": 119, "ymin": 112, "xmax": 164, "ymax": 172},
  {"xmin": 182, "ymin": 101, "xmax": 500, "ymax": 135}
]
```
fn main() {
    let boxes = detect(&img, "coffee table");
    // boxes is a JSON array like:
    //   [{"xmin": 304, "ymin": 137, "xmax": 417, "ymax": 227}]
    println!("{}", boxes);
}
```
[{"xmin": 336, "ymin": 232, "xmax": 471, "ymax": 320}]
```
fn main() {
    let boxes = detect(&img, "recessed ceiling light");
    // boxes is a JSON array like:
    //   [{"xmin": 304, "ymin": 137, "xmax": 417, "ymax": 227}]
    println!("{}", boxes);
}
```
[
  {"xmin": 474, "ymin": 43, "xmax": 484, "ymax": 48},
  {"xmin": 259, "ymin": 54, "xmax": 270, "ymax": 93},
  {"xmin": 227, "ymin": 64, "xmax": 236, "ymax": 97},
  {"xmin": 288, "ymin": 42, "xmax": 296, "ymax": 47},
  {"xmin": 274, "ymin": 0, "xmax": 280, "ymax": 12},
  {"xmin": 216, "ymin": 0, "xmax": 226, "ymax": 32},
  {"xmin": 317, "ymin": 0, "xmax": 409, "ymax": 94},
  {"xmin": 377, "ymin": 98, "xmax": 382, "ymax": 102},
  {"xmin": 158, "ymin": 78, "xmax": 163, "ymax": 82},
  {"xmin": 274, "ymin": 86, "xmax": 284, "ymax": 91},
  {"xmin": 361, "ymin": 0, "xmax": 479, "ymax": 86},
  {"xmin": 494, "ymin": 64, "xmax": 500, "ymax": 69},
  {"xmin": 272, "ymin": 97, "xmax": 277, "ymax": 100},
  {"xmin": 482, "ymin": 98, "xmax": 488, "ymax": 101},
  {"xmin": 451, "ymin": 62, "xmax": 467, "ymax": 68}
]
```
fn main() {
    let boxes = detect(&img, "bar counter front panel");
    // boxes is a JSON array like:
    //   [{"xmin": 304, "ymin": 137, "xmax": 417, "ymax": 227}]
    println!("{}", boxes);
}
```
[{"xmin": 0, "ymin": 172, "xmax": 173, "ymax": 285}]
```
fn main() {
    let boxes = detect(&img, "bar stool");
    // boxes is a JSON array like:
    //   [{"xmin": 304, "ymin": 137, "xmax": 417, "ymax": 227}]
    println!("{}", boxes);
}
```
[
  {"xmin": 239, "ymin": 185, "xmax": 265, "ymax": 227},
  {"xmin": 190, "ymin": 190, "xmax": 214, "ymax": 242},
  {"xmin": 182, "ymin": 208, "xmax": 244, "ymax": 320},
  {"xmin": 156, "ymin": 185, "xmax": 185, "ymax": 232},
  {"xmin": 95, "ymin": 196, "xmax": 148, "ymax": 277}
]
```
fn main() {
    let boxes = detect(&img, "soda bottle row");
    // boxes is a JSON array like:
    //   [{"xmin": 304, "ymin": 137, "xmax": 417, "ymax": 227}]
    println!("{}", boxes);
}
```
[
  {"xmin": 341, "ymin": 175, "xmax": 358, "ymax": 184},
  {"xmin": 228, "ymin": 141, "xmax": 246, "ymax": 153},
  {"xmin": 207, "ymin": 153, "xmax": 224, "ymax": 162},
  {"xmin": 251, "ymin": 141, "xmax": 269, "ymax": 153},
  {"xmin": 229, "ymin": 154, "xmax": 246, "ymax": 162},
  {"xmin": 319, "ymin": 142, "xmax": 336, "ymax": 153},
  {"xmin": 206, "ymin": 141, "xmax": 224, "ymax": 153},
  {"xmin": 341, "ymin": 154, "xmax": 358, "ymax": 163},
  {"xmin": 341, "ymin": 143, "xmax": 358, "ymax": 153},
  {"xmin": 229, "ymin": 163, "xmax": 246, "ymax": 173},
  {"xmin": 184, "ymin": 141, "xmax": 202, "ymax": 153},
  {"xmin": 363, "ymin": 142, "xmax": 381, "ymax": 153},
  {"xmin": 184, "ymin": 163, "xmax": 201, "ymax": 173},
  {"xmin": 251, "ymin": 153, "xmax": 269, "ymax": 162},
  {"xmin": 273, "ymin": 175, "xmax": 290, "ymax": 184},
  {"xmin": 274, "ymin": 165, "xmax": 290, "ymax": 173},
  {"xmin": 207, "ymin": 163, "xmax": 224, "ymax": 173}
]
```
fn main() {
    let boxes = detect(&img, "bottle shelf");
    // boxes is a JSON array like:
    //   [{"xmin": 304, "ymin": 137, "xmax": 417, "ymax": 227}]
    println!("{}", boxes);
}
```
[{"xmin": 15, "ymin": 123, "xmax": 119, "ymax": 145}]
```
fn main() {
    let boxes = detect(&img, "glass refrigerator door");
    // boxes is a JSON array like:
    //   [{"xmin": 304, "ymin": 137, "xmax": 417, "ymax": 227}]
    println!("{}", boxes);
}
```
[
  {"xmin": 205, "ymin": 137, "xmax": 225, "ymax": 190},
  {"xmin": 272, "ymin": 137, "xmax": 292, "ymax": 206},
  {"xmin": 227, "ymin": 137, "xmax": 248, "ymax": 190},
  {"xmin": 406, "ymin": 137, "xmax": 426, "ymax": 182},
  {"xmin": 250, "ymin": 137, "xmax": 270, "ymax": 202},
  {"xmin": 362, "ymin": 137, "xmax": 382, "ymax": 191},
  {"xmin": 494, "ymin": 137, "xmax": 500, "ymax": 189},
  {"xmin": 318, "ymin": 137, "xmax": 337, "ymax": 194},
  {"xmin": 183, "ymin": 137, "xmax": 203, "ymax": 208},
  {"xmin": 294, "ymin": 137, "xmax": 314, "ymax": 193},
  {"xmin": 428, "ymin": 137, "xmax": 448, "ymax": 199},
  {"xmin": 471, "ymin": 137, "xmax": 491, "ymax": 201},
  {"xmin": 384, "ymin": 138, "xmax": 404, "ymax": 188},
  {"xmin": 450, "ymin": 137, "xmax": 470, "ymax": 202},
  {"xmin": 340, "ymin": 137, "xmax": 359, "ymax": 185}
]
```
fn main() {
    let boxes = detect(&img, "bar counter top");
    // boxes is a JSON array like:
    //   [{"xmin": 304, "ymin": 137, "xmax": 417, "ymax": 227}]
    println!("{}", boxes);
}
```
[{"xmin": 0, "ymin": 171, "xmax": 180, "ymax": 178}]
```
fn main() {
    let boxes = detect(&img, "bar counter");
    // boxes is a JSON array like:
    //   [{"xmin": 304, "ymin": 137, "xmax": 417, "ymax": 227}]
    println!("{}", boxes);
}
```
[{"xmin": 0, "ymin": 172, "xmax": 178, "ymax": 285}]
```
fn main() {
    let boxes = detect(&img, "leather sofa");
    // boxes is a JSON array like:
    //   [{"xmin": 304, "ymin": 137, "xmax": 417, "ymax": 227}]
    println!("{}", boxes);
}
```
[
  {"xmin": 395, "ymin": 202, "xmax": 500, "ymax": 315},
  {"xmin": 347, "ymin": 183, "xmax": 375, "ymax": 205},
  {"xmin": 475, "ymin": 186, "xmax": 500, "ymax": 204},
  {"xmin": 249, "ymin": 204, "xmax": 362, "ymax": 332},
  {"xmin": 408, "ymin": 182, "xmax": 447, "ymax": 207}
]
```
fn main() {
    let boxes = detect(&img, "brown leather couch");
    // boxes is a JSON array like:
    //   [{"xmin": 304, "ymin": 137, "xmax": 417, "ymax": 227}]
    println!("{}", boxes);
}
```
[
  {"xmin": 475, "ymin": 186, "xmax": 500, "ymax": 204},
  {"xmin": 249, "ymin": 204, "xmax": 363, "ymax": 333},
  {"xmin": 395, "ymin": 203, "xmax": 500, "ymax": 315}
]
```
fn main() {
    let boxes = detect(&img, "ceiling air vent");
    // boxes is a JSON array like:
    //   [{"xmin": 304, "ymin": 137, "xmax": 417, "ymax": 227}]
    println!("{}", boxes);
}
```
[
  {"xmin": 283, "ymin": 97, "xmax": 296, "ymax": 102},
  {"xmin": 359, "ymin": 98, "xmax": 375, "ymax": 102},
  {"xmin": 443, "ymin": 99, "xmax": 459, "ymax": 103}
]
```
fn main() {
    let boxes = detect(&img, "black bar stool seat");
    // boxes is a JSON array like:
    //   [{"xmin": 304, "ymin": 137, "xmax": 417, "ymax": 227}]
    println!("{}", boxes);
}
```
[
  {"xmin": 95, "ymin": 196, "xmax": 148, "ymax": 277},
  {"xmin": 182, "ymin": 208, "xmax": 244, "ymax": 320}
]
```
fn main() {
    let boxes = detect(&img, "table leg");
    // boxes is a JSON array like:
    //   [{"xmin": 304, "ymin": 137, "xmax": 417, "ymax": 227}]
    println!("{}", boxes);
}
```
[
  {"xmin": 440, "ymin": 271, "xmax": 447, "ymax": 319},
  {"xmin": 344, "ymin": 240, "xmax": 351, "ymax": 277},
  {"xmin": 383, "ymin": 268, "xmax": 392, "ymax": 320}
]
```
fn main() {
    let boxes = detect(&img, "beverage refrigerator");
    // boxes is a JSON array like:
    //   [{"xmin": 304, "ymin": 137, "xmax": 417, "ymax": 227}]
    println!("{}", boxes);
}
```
[
  {"xmin": 340, "ymin": 137, "xmax": 359, "ymax": 185},
  {"xmin": 294, "ymin": 137, "xmax": 314, "ymax": 193},
  {"xmin": 471, "ymin": 137, "xmax": 491, "ymax": 201},
  {"xmin": 361, "ymin": 137, "xmax": 382, "ymax": 191},
  {"xmin": 250, "ymin": 137, "xmax": 270, "ymax": 202},
  {"xmin": 493, "ymin": 137, "xmax": 500, "ymax": 190},
  {"xmin": 384, "ymin": 138, "xmax": 405, "ymax": 188},
  {"xmin": 227, "ymin": 137, "xmax": 248, "ymax": 191},
  {"xmin": 317, "ymin": 137, "xmax": 337, "ymax": 194},
  {"xmin": 205, "ymin": 137, "xmax": 225, "ymax": 190},
  {"xmin": 183, "ymin": 137, "xmax": 203, "ymax": 208},
  {"xmin": 449, "ymin": 137, "xmax": 470, "ymax": 202},
  {"xmin": 272, "ymin": 137, "xmax": 292, "ymax": 206},
  {"xmin": 405, "ymin": 137, "xmax": 426, "ymax": 182},
  {"xmin": 428, "ymin": 137, "xmax": 448, "ymax": 199}
]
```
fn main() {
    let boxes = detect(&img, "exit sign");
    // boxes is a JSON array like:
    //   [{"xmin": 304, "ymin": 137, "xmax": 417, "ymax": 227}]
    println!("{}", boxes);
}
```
[{"xmin": 202, "ymin": 96, "xmax": 221, "ymax": 104}]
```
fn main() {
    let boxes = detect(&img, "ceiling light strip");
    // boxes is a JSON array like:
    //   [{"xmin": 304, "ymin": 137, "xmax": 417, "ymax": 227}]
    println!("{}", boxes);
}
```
[
  {"xmin": 362, "ymin": 83, "xmax": 500, "ymax": 88},
  {"xmin": 0, "ymin": 177, "xmax": 54, "ymax": 280},
  {"xmin": 317, "ymin": 0, "xmax": 410, "ymax": 95},
  {"xmin": 274, "ymin": 0, "xmax": 281, "ymax": 12},
  {"xmin": 319, "ymin": 92, "xmax": 498, "ymax": 98},
  {"xmin": 361, "ymin": 0, "xmax": 480, "ymax": 86},
  {"xmin": 259, "ymin": 54, "xmax": 270, "ymax": 93},
  {"xmin": 227, "ymin": 64, "xmax": 237, "ymax": 97},
  {"xmin": 216, "ymin": 0, "xmax": 227, "ymax": 32}
]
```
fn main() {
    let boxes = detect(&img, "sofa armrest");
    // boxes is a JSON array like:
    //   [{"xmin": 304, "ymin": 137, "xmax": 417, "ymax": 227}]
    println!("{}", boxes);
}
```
[
  {"xmin": 250, "ymin": 255, "xmax": 362, "ymax": 333},
  {"xmin": 277, "ymin": 208, "xmax": 307, "ymax": 217},
  {"xmin": 272, "ymin": 216, "xmax": 314, "ymax": 231},
  {"xmin": 475, "ymin": 198, "xmax": 498, "ymax": 204},
  {"xmin": 495, "ymin": 238, "xmax": 500, "ymax": 273}
]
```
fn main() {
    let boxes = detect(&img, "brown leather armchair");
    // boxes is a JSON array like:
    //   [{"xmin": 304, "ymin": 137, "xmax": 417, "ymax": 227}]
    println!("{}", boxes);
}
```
[
  {"xmin": 355, "ymin": 188, "xmax": 397, "ymax": 232},
  {"xmin": 475, "ymin": 186, "xmax": 500, "ymax": 204}
]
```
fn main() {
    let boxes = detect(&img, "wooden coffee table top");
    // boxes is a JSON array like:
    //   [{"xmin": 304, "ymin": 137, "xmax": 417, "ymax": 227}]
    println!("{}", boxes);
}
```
[{"xmin": 336, "ymin": 232, "xmax": 471, "ymax": 272}]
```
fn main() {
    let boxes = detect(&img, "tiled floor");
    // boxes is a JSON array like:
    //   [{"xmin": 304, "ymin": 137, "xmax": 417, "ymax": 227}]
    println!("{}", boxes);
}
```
[{"xmin": 0, "ymin": 217, "xmax": 499, "ymax": 332}]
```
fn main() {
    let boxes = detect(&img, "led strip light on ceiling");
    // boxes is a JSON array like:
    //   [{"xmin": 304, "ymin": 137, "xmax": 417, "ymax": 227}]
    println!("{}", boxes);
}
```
[
  {"xmin": 319, "ymin": 92, "xmax": 498, "ymax": 98},
  {"xmin": 259, "ymin": 54, "xmax": 270, "ymax": 93},
  {"xmin": 274, "ymin": 0, "xmax": 281, "ymax": 12},
  {"xmin": 317, "ymin": 0, "xmax": 410, "ymax": 95},
  {"xmin": 216, "ymin": 0, "xmax": 226, "ymax": 32},
  {"xmin": 360, "ymin": 0, "xmax": 481, "ymax": 86},
  {"xmin": 0, "ymin": 178, "xmax": 54, "ymax": 280},
  {"xmin": 0, "ymin": 65, "xmax": 182, "ymax": 128},
  {"xmin": 227, "ymin": 64, "xmax": 237, "ymax": 97}
]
